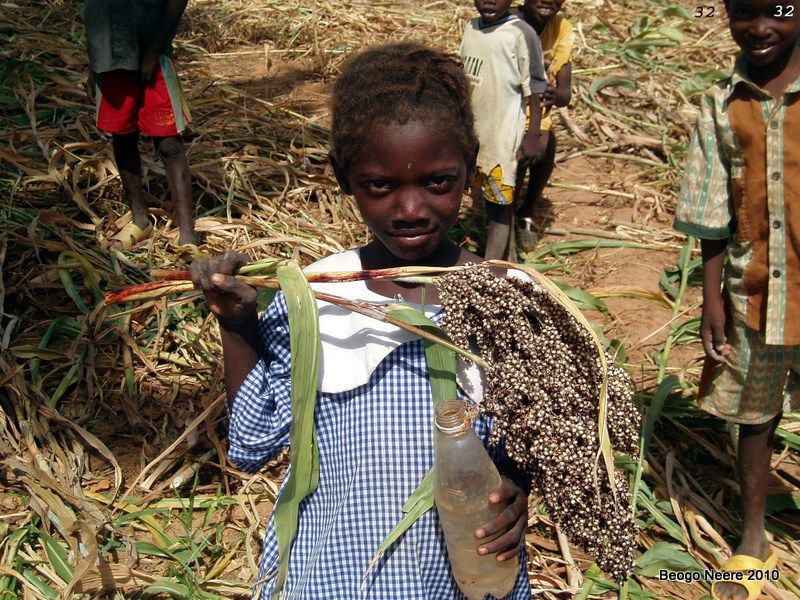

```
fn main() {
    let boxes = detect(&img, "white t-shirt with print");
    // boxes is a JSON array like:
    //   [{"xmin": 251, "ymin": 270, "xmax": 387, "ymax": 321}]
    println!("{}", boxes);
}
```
[{"xmin": 460, "ymin": 15, "xmax": 547, "ymax": 186}]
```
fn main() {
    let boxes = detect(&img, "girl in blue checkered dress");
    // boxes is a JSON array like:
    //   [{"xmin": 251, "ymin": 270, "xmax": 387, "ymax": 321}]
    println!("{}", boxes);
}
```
[{"xmin": 190, "ymin": 43, "xmax": 532, "ymax": 599}]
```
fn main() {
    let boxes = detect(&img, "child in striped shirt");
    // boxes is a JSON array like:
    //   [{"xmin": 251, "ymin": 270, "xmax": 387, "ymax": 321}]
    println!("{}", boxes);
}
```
[{"xmin": 674, "ymin": 1, "xmax": 799, "ymax": 597}]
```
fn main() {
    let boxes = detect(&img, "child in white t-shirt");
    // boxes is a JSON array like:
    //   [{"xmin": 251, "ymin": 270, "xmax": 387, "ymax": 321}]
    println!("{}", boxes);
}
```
[{"xmin": 460, "ymin": 0, "xmax": 547, "ymax": 260}]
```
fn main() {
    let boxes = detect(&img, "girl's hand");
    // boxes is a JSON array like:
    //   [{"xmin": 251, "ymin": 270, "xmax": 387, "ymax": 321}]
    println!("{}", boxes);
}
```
[
  {"xmin": 189, "ymin": 251, "xmax": 258, "ymax": 329},
  {"xmin": 701, "ymin": 295, "xmax": 730, "ymax": 362},
  {"xmin": 475, "ymin": 477, "xmax": 528, "ymax": 561}
]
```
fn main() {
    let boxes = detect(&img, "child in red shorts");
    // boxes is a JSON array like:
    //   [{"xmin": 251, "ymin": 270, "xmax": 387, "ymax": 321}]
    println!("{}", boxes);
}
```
[{"xmin": 84, "ymin": 0, "xmax": 197, "ymax": 257}]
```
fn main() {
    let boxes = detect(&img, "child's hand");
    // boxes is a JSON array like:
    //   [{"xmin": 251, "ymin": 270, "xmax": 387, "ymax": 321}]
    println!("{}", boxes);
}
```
[
  {"xmin": 543, "ymin": 85, "xmax": 569, "ymax": 108},
  {"xmin": 516, "ymin": 133, "xmax": 544, "ymax": 166},
  {"xmin": 474, "ymin": 477, "xmax": 528, "ymax": 562},
  {"xmin": 140, "ymin": 49, "xmax": 159, "ymax": 82},
  {"xmin": 701, "ymin": 296, "xmax": 730, "ymax": 362},
  {"xmin": 190, "ymin": 251, "xmax": 258, "ymax": 329}
]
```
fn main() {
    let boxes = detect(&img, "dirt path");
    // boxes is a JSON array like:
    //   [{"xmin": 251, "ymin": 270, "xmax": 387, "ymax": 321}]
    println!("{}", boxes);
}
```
[{"xmin": 538, "ymin": 154, "xmax": 702, "ymax": 384}]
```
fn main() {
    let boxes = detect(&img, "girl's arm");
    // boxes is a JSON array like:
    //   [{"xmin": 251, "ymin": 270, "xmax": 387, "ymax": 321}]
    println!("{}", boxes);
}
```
[
  {"xmin": 190, "ymin": 251, "xmax": 261, "ymax": 409},
  {"xmin": 219, "ymin": 320, "xmax": 260, "ymax": 410}
]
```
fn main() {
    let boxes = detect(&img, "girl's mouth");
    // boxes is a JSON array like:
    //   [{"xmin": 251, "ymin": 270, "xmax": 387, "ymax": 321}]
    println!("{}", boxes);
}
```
[{"xmin": 390, "ymin": 228, "xmax": 438, "ymax": 246}]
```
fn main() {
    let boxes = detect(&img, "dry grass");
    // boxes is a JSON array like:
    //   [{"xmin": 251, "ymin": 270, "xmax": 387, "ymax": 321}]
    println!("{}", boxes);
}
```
[{"xmin": 1, "ymin": 0, "xmax": 798, "ymax": 598}]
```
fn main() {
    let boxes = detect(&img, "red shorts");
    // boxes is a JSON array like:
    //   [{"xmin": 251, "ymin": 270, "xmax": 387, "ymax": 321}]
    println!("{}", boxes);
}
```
[{"xmin": 96, "ymin": 58, "xmax": 190, "ymax": 137}]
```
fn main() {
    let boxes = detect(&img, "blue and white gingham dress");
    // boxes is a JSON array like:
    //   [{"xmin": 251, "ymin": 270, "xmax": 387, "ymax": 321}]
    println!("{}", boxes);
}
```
[{"xmin": 229, "ymin": 289, "xmax": 531, "ymax": 599}]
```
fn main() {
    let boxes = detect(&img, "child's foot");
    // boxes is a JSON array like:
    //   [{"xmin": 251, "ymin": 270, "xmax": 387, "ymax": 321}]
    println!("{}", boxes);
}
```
[{"xmin": 712, "ymin": 537, "xmax": 773, "ymax": 600}]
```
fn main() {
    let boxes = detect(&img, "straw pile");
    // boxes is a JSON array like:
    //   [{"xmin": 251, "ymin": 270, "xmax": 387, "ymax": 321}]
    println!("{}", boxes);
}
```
[{"xmin": 1, "ymin": 0, "xmax": 799, "ymax": 598}]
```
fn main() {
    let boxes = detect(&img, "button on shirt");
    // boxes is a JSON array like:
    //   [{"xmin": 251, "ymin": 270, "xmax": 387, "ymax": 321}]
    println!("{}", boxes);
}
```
[
  {"xmin": 674, "ymin": 54, "xmax": 800, "ymax": 345},
  {"xmin": 84, "ymin": 0, "xmax": 172, "ymax": 73}
]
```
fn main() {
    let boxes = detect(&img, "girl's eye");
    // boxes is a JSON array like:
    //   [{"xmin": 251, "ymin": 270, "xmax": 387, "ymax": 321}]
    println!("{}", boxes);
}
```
[
  {"xmin": 363, "ymin": 180, "xmax": 393, "ymax": 193},
  {"xmin": 426, "ymin": 176, "xmax": 455, "ymax": 191}
]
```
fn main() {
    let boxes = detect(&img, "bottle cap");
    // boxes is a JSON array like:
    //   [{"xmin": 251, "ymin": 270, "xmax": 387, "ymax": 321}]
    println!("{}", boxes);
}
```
[{"xmin": 434, "ymin": 400, "xmax": 473, "ymax": 436}]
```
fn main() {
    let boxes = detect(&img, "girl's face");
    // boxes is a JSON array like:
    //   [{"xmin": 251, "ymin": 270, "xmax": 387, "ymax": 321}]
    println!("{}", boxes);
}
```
[{"xmin": 341, "ymin": 120, "xmax": 469, "ymax": 263}]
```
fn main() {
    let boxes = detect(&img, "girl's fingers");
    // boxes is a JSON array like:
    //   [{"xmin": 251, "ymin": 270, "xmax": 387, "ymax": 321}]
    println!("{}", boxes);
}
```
[
  {"xmin": 189, "ymin": 260, "xmax": 203, "ymax": 288},
  {"xmin": 477, "ymin": 518, "xmax": 525, "ymax": 557},
  {"xmin": 477, "ymin": 488, "xmax": 525, "ymax": 538},
  {"xmin": 218, "ymin": 250, "xmax": 247, "ymax": 276},
  {"xmin": 489, "ymin": 481, "xmax": 517, "ymax": 504},
  {"xmin": 495, "ymin": 545, "xmax": 523, "ymax": 563},
  {"xmin": 211, "ymin": 273, "xmax": 258, "ymax": 305},
  {"xmin": 196, "ymin": 260, "xmax": 216, "ymax": 293}
]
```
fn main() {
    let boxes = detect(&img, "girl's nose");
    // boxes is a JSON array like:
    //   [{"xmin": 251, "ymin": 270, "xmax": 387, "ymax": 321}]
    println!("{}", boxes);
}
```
[{"xmin": 394, "ymin": 187, "xmax": 430, "ymax": 224}]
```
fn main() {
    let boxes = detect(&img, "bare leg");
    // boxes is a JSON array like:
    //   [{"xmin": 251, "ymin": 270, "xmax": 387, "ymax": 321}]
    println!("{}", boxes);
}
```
[
  {"xmin": 485, "ymin": 202, "xmax": 513, "ymax": 260},
  {"xmin": 154, "ymin": 135, "xmax": 195, "ymax": 246},
  {"xmin": 713, "ymin": 413, "xmax": 780, "ymax": 600},
  {"xmin": 112, "ymin": 133, "xmax": 149, "ymax": 230},
  {"xmin": 517, "ymin": 130, "xmax": 556, "ymax": 222}
]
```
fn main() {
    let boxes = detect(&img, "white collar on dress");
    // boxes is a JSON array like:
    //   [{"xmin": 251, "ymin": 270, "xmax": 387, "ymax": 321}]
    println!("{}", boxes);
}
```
[{"xmin": 305, "ymin": 249, "xmax": 531, "ymax": 401}]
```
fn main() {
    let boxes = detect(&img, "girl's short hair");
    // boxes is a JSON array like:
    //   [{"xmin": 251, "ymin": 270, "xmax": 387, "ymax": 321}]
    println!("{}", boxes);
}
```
[{"xmin": 330, "ymin": 42, "xmax": 478, "ymax": 175}]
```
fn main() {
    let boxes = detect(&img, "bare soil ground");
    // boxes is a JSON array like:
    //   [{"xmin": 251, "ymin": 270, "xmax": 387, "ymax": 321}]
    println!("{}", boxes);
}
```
[{"xmin": 2, "ymin": 1, "xmax": 800, "ymax": 598}]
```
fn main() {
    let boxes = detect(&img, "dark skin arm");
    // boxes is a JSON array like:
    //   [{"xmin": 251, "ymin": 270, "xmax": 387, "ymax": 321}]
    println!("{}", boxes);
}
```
[
  {"xmin": 189, "ymin": 251, "xmax": 260, "ymax": 410},
  {"xmin": 700, "ymin": 238, "xmax": 731, "ymax": 362},
  {"xmin": 543, "ymin": 62, "xmax": 572, "ymax": 108},
  {"xmin": 140, "ymin": 0, "xmax": 188, "ymax": 81},
  {"xmin": 517, "ymin": 92, "xmax": 545, "ymax": 164}
]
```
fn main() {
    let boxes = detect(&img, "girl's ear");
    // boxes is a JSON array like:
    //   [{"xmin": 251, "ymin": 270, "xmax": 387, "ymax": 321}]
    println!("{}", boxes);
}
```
[{"xmin": 329, "ymin": 152, "xmax": 352, "ymax": 195}]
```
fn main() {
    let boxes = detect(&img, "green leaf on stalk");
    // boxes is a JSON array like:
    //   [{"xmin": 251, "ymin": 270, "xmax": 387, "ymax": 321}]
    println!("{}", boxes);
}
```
[
  {"xmin": 9, "ymin": 345, "xmax": 67, "ymax": 360},
  {"xmin": 271, "ymin": 261, "xmax": 321, "ymax": 600},
  {"xmin": 555, "ymin": 282, "xmax": 609, "ymax": 313},
  {"xmin": 635, "ymin": 541, "xmax": 705, "ymax": 579},
  {"xmin": 364, "ymin": 306, "xmax": 458, "ymax": 588},
  {"xmin": 40, "ymin": 533, "xmax": 72, "ymax": 583},
  {"xmin": 589, "ymin": 76, "xmax": 637, "ymax": 101},
  {"xmin": 362, "ymin": 470, "xmax": 436, "ymax": 589},
  {"xmin": 143, "ymin": 579, "xmax": 193, "ymax": 599},
  {"xmin": 637, "ymin": 484, "xmax": 686, "ymax": 544},
  {"xmin": 388, "ymin": 304, "xmax": 458, "ymax": 406},
  {"xmin": 631, "ymin": 376, "xmax": 679, "ymax": 516},
  {"xmin": 22, "ymin": 568, "xmax": 58, "ymax": 599}
]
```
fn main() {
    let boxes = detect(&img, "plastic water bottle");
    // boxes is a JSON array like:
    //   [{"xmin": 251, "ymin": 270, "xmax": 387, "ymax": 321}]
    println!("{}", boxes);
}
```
[{"xmin": 434, "ymin": 400, "xmax": 519, "ymax": 600}]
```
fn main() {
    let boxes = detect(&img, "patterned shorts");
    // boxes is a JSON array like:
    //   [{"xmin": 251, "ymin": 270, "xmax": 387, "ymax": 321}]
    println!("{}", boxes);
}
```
[
  {"xmin": 474, "ymin": 165, "xmax": 515, "ymax": 206},
  {"xmin": 698, "ymin": 318, "xmax": 800, "ymax": 425}
]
